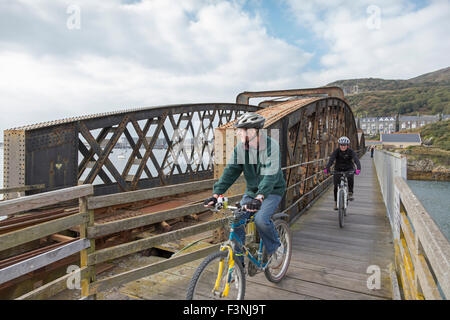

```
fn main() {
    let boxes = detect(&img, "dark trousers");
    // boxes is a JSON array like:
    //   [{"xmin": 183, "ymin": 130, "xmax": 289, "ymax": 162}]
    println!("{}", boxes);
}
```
[
  {"xmin": 371, "ymin": 150, "xmax": 374, "ymax": 158},
  {"xmin": 333, "ymin": 173, "xmax": 354, "ymax": 201}
]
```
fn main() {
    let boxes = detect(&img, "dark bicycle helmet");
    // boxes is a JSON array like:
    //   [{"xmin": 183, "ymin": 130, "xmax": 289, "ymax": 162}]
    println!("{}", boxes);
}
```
[{"xmin": 233, "ymin": 112, "xmax": 265, "ymax": 129}]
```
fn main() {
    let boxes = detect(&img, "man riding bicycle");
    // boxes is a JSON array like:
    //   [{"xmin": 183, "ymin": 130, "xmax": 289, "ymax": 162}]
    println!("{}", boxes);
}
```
[
  {"xmin": 324, "ymin": 136, "xmax": 361, "ymax": 210},
  {"xmin": 204, "ymin": 112, "xmax": 286, "ymax": 268}
]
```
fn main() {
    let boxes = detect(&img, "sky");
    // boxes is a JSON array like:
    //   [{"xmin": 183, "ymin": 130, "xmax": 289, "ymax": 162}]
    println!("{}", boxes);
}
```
[{"xmin": 0, "ymin": 0, "xmax": 449, "ymax": 138}]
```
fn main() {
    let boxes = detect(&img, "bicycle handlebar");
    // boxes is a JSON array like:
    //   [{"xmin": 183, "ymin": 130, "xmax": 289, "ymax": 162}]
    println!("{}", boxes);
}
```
[{"xmin": 330, "ymin": 170, "xmax": 355, "ymax": 175}]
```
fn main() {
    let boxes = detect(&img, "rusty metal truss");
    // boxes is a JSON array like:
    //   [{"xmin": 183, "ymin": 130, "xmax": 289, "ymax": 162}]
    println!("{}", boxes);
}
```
[
  {"xmin": 216, "ymin": 88, "xmax": 364, "ymax": 219},
  {"xmin": 3, "ymin": 103, "xmax": 260, "ymax": 197},
  {"xmin": 3, "ymin": 87, "xmax": 364, "ymax": 216}
]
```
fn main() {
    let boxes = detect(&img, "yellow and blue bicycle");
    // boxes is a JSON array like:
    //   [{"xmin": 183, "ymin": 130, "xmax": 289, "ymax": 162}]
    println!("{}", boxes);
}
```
[{"xmin": 186, "ymin": 199, "xmax": 292, "ymax": 300}]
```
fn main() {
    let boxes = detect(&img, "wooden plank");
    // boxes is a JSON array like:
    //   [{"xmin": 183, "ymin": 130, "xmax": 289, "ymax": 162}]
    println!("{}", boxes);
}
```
[
  {"xmin": 87, "ymin": 179, "xmax": 217, "ymax": 210},
  {"xmin": 0, "ymin": 185, "xmax": 93, "ymax": 216},
  {"xmin": 395, "ymin": 177, "xmax": 450, "ymax": 299},
  {"xmin": 291, "ymin": 236, "xmax": 393, "ymax": 263},
  {"xmin": 395, "ymin": 239, "xmax": 413, "ymax": 300},
  {"xmin": 284, "ymin": 260, "xmax": 391, "ymax": 298},
  {"xmin": 79, "ymin": 196, "xmax": 96, "ymax": 300},
  {"xmin": 400, "ymin": 237, "xmax": 421, "ymax": 299},
  {"xmin": 0, "ymin": 239, "xmax": 90, "ymax": 285},
  {"xmin": 88, "ymin": 217, "xmax": 229, "ymax": 266},
  {"xmin": 88, "ymin": 193, "xmax": 243, "ymax": 238},
  {"xmin": 0, "ymin": 213, "xmax": 89, "ymax": 252},
  {"xmin": 389, "ymin": 263, "xmax": 402, "ymax": 300},
  {"xmin": 0, "ymin": 184, "xmax": 45, "ymax": 195},
  {"xmin": 89, "ymin": 243, "xmax": 221, "ymax": 294},
  {"xmin": 247, "ymin": 272, "xmax": 385, "ymax": 300},
  {"xmin": 285, "ymin": 153, "xmax": 395, "ymax": 300},
  {"xmin": 415, "ymin": 254, "xmax": 442, "ymax": 300},
  {"xmin": 15, "ymin": 267, "xmax": 88, "ymax": 300},
  {"xmin": 88, "ymin": 203, "xmax": 205, "ymax": 238}
]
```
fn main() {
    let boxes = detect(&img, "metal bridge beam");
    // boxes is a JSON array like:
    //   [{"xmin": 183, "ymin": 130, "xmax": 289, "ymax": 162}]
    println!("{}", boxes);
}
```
[{"xmin": 236, "ymin": 86, "xmax": 345, "ymax": 105}]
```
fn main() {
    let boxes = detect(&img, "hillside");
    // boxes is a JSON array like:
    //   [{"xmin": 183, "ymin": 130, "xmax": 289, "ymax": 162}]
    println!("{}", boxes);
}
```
[
  {"xmin": 400, "ymin": 119, "xmax": 450, "ymax": 151},
  {"xmin": 408, "ymin": 67, "xmax": 450, "ymax": 84},
  {"xmin": 327, "ymin": 67, "xmax": 450, "ymax": 117}
]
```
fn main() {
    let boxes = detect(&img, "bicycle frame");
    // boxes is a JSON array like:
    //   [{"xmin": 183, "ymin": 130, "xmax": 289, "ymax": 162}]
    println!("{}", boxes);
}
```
[
  {"xmin": 213, "ymin": 213, "xmax": 270, "ymax": 297},
  {"xmin": 332, "ymin": 170, "xmax": 354, "ymax": 210}
]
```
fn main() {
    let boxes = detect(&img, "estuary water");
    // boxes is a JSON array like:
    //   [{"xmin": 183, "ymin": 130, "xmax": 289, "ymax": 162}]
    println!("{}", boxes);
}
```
[{"xmin": 407, "ymin": 179, "xmax": 450, "ymax": 241}]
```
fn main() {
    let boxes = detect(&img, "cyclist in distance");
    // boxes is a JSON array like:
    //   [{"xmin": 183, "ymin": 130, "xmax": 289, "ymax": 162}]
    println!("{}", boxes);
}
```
[
  {"xmin": 204, "ymin": 112, "xmax": 286, "ymax": 267},
  {"xmin": 324, "ymin": 136, "xmax": 361, "ymax": 210}
]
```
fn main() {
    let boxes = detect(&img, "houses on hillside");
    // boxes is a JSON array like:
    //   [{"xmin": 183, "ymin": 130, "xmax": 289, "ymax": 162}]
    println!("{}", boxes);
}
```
[{"xmin": 356, "ymin": 114, "xmax": 449, "ymax": 135}]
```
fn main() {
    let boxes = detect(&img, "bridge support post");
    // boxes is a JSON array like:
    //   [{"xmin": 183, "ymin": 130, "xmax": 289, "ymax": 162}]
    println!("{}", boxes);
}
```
[{"xmin": 79, "ymin": 196, "xmax": 96, "ymax": 300}]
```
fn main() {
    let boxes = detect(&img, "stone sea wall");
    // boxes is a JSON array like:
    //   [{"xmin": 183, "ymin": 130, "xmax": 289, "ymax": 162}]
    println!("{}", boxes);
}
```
[{"xmin": 407, "ymin": 158, "xmax": 450, "ymax": 181}]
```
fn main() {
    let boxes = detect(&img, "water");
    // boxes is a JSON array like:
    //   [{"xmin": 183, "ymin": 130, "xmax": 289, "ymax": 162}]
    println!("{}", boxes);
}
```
[
  {"xmin": 0, "ymin": 146, "xmax": 213, "ymax": 188},
  {"xmin": 407, "ymin": 180, "xmax": 450, "ymax": 241}
]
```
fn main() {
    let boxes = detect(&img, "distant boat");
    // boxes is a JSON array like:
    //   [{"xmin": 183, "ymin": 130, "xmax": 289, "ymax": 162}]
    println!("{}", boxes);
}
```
[{"xmin": 118, "ymin": 150, "xmax": 126, "ymax": 160}]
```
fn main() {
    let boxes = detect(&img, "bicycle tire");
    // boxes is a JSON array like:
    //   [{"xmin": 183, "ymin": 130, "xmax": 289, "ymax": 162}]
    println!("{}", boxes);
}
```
[
  {"xmin": 264, "ymin": 219, "xmax": 292, "ymax": 283},
  {"xmin": 338, "ymin": 189, "xmax": 345, "ymax": 228},
  {"xmin": 186, "ymin": 250, "xmax": 246, "ymax": 300}
]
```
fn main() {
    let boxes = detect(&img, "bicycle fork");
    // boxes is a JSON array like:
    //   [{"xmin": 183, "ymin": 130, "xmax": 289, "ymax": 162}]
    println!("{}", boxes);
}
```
[
  {"xmin": 337, "ymin": 184, "xmax": 348, "ymax": 210},
  {"xmin": 213, "ymin": 245, "xmax": 235, "ymax": 298}
]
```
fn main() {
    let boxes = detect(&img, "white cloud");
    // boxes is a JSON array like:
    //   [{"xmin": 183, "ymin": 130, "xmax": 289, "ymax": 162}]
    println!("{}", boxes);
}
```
[
  {"xmin": 0, "ymin": 0, "xmax": 312, "ymax": 133},
  {"xmin": 0, "ymin": 0, "xmax": 448, "ymax": 136},
  {"xmin": 286, "ymin": 0, "xmax": 450, "ymax": 84}
]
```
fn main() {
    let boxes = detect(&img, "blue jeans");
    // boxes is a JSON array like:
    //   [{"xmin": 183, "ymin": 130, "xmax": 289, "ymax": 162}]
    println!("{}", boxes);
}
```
[{"xmin": 234, "ymin": 194, "xmax": 282, "ymax": 264}]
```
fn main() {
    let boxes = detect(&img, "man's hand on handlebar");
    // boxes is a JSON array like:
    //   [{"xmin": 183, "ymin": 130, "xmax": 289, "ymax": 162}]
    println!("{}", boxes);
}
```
[
  {"xmin": 203, "ymin": 194, "xmax": 219, "ymax": 207},
  {"xmin": 245, "ymin": 198, "xmax": 262, "ymax": 212}
]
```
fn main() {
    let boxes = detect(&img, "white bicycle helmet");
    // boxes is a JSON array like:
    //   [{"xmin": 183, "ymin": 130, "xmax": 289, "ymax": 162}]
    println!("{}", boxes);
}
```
[
  {"xmin": 338, "ymin": 136, "xmax": 350, "ymax": 145},
  {"xmin": 233, "ymin": 112, "xmax": 265, "ymax": 129}
]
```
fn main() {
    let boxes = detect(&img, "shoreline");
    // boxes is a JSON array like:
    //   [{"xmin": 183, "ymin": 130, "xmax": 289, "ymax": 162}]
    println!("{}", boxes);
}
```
[{"xmin": 407, "ymin": 170, "xmax": 450, "ymax": 181}]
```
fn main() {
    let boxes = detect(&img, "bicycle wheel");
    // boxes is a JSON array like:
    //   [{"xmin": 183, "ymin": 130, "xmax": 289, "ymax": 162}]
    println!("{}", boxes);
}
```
[
  {"xmin": 338, "ymin": 189, "xmax": 345, "ymax": 228},
  {"xmin": 264, "ymin": 219, "xmax": 292, "ymax": 283},
  {"xmin": 186, "ymin": 250, "xmax": 246, "ymax": 300}
]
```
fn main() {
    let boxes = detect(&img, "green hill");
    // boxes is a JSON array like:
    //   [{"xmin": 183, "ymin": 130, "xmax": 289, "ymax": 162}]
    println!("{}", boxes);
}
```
[
  {"xmin": 401, "ymin": 119, "xmax": 450, "ymax": 151},
  {"xmin": 326, "ymin": 67, "xmax": 450, "ymax": 117}
]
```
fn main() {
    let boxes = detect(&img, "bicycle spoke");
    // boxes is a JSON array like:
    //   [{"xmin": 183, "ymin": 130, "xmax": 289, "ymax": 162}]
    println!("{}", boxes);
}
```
[{"xmin": 187, "ymin": 251, "xmax": 245, "ymax": 300}]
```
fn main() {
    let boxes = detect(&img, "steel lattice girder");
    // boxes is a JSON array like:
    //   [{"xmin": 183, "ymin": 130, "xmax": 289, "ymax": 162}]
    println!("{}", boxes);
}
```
[
  {"xmin": 3, "ymin": 103, "xmax": 260, "ymax": 197},
  {"xmin": 214, "ymin": 96, "xmax": 362, "ymax": 219}
]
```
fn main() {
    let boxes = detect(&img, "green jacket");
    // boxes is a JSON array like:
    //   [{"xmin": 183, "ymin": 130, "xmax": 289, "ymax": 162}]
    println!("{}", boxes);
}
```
[{"xmin": 213, "ymin": 135, "xmax": 286, "ymax": 199}]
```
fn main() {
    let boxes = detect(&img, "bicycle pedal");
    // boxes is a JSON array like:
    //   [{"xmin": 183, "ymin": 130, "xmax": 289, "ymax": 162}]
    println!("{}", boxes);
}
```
[{"xmin": 247, "ymin": 263, "xmax": 258, "ymax": 277}]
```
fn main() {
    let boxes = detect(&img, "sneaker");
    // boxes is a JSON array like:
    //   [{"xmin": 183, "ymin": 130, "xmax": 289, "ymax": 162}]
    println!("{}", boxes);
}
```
[
  {"xmin": 265, "ymin": 245, "xmax": 284, "ymax": 269},
  {"xmin": 334, "ymin": 202, "xmax": 338, "ymax": 210}
]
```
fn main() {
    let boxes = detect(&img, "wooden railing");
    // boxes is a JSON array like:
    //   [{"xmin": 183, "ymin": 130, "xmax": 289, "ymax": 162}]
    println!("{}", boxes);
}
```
[
  {"xmin": 0, "ymin": 184, "xmax": 45, "ymax": 202},
  {"xmin": 79, "ymin": 178, "xmax": 240, "ymax": 299},
  {"xmin": 394, "ymin": 177, "xmax": 449, "ymax": 300},
  {"xmin": 0, "ymin": 185, "xmax": 93, "ymax": 299},
  {"xmin": 1, "ymin": 150, "xmax": 367, "ymax": 300},
  {"xmin": 80, "ymin": 156, "xmax": 345, "ymax": 299}
]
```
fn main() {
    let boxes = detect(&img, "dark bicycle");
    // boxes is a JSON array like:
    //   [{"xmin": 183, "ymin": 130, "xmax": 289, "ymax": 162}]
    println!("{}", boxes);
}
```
[
  {"xmin": 186, "ymin": 198, "xmax": 292, "ymax": 300},
  {"xmin": 331, "ymin": 170, "xmax": 355, "ymax": 228}
]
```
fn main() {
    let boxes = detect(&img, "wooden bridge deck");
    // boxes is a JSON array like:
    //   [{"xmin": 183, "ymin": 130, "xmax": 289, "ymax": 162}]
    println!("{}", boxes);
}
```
[
  {"xmin": 245, "ymin": 152, "xmax": 395, "ymax": 300},
  {"xmin": 52, "ymin": 153, "xmax": 394, "ymax": 300}
]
